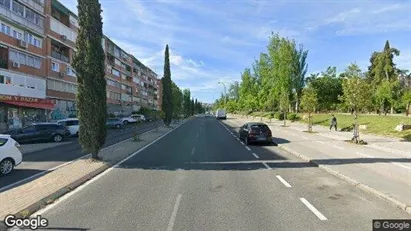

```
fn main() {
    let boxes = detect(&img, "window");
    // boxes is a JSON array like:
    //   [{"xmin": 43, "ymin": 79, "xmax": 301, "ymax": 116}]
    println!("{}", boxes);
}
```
[
  {"xmin": 17, "ymin": 32, "xmax": 22, "ymax": 40},
  {"xmin": 27, "ymin": 56, "xmax": 34, "ymax": 67},
  {"xmin": 13, "ymin": 30, "xmax": 16, "ymax": 38},
  {"xmin": 0, "ymin": 0, "xmax": 11, "ymax": 9},
  {"xmin": 18, "ymin": 53, "xmax": 26, "ymax": 65},
  {"xmin": 111, "ymin": 69, "xmax": 120, "ymax": 77},
  {"xmin": 12, "ymin": 1, "xmax": 24, "ymax": 16},
  {"xmin": 51, "ymin": 62, "xmax": 59, "ymax": 72},
  {"xmin": 1, "ymin": 23, "xmax": 5, "ymax": 34},
  {"xmin": 67, "ymin": 67, "xmax": 76, "ymax": 76},
  {"xmin": 0, "ymin": 137, "xmax": 7, "ymax": 147},
  {"xmin": 34, "ymin": 57, "xmax": 41, "ymax": 68},
  {"xmin": 33, "ymin": 38, "xmax": 41, "ymax": 48}
]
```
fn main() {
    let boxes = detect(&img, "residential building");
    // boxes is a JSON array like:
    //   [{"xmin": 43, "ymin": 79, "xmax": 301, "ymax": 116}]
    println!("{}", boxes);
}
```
[
  {"xmin": 399, "ymin": 73, "xmax": 411, "ymax": 89},
  {"xmin": 156, "ymin": 78, "xmax": 162, "ymax": 110},
  {"xmin": 0, "ymin": 0, "xmax": 54, "ymax": 132}
]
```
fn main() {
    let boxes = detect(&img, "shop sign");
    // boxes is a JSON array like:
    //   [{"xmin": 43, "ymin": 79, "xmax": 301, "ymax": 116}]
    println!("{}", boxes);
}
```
[{"xmin": 0, "ymin": 94, "xmax": 54, "ymax": 104}]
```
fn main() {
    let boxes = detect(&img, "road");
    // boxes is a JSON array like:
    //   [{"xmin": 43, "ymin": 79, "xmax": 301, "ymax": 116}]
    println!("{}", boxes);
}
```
[
  {"xmin": 36, "ymin": 116, "xmax": 409, "ymax": 231},
  {"xmin": 0, "ymin": 121, "xmax": 161, "ymax": 190}
]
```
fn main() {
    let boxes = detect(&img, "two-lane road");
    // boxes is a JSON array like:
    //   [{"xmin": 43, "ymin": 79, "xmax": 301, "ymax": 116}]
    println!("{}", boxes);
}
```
[
  {"xmin": 34, "ymin": 116, "xmax": 409, "ymax": 231},
  {"xmin": 0, "ymin": 121, "xmax": 161, "ymax": 190}
]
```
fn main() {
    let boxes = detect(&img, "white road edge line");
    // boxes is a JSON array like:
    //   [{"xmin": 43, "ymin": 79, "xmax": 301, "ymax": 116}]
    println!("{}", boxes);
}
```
[
  {"xmin": 31, "ymin": 120, "xmax": 188, "ymax": 217},
  {"xmin": 301, "ymin": 136, "xmax": 309, "ymax": 140},
  {"xmin": 316, "ymin": 141, "xmax": 324, "ymax": 144},
  {"xmin": 167, "ymin": 194, "xmax": 183, "ymax": 231},
  {"xmin": 240, "ymin": 141, "xmax": 245, "ymax": 145},
  {"xmin": 236, "ymin": 138, "xmax": 240, "ymax": 141},
  {"xmin": 300, "ymin": 198, "xmax": 327, "ymax": 221},
  {"xmin": 276, "ymin": 175, "xmax": 292, "ymax": 188},
  {"xmin": 356, "ymin": 151, "xmax": 373, "ymax": 158},
  {"xmin": 191, "ymin": 147, "xmax": 195, "ymax": 155},
  {"xmin": 252, "ymin": 153, "xmax": 260, "ymax": 159},
  {"xmin": 391, "ymin": 162, "xmax": 411, "ymax": 170},
  {"xmin": 262, "ymin": 162, "xmax": 271, "ymax": 169},
  {"xmin": 245, "ymin": 146, "xmax": 251, "ymax": 151}
]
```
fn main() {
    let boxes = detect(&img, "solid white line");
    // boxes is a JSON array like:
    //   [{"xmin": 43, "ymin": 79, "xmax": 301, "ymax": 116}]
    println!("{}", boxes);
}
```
[
  {"xmin": 167, "ymin": 194, "xmax": 183, "ymax": 231},
  {"xmin": 332, "ymin": 145, "xmax": 344, "ymax": 150},
  {"xmin": 276, "ymin": 175, "xmax": 292, "ymax": 188},
  {"xmin": 316, "ymin": 141, "xmax": 324, "ymax": 144},
  {"xmin": 31, "ymin": 120, "xmax": 189, "ymax": 217},
  {"xmin": 300, "ymin": 198, "xmax": 327, "ymax": 221},
  {"xmin": 252, "ymin": 153, "xmax": 260, "ymax": 159},
  {"xmin": 240, "ymin": 141, "xmax": 245, "ymax": 145},
  {"xmin": 356, "ymin": 151, "xmax": 373, "ymax": 158},
  {"xmin": 262, "ymin": 162, "xmax": 271, "ymax": 169},
  {"xmin": 236, "ymin": 138, "xmax": 240, "ymax": 141},
  {"xmin": 191, "ymin": 147, "xmax": 195, "ymax": 155},
  {"xmin": 391, "ymin": 162, "xmax": 411, "ymax": 170},
  {"xmin": 245, "ymin": 146, "xmax": 251, "ymax": 151}
]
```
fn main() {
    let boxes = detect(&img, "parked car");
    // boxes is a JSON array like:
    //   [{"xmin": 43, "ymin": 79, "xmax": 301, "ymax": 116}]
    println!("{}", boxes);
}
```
[
  {"xmin": 120, "ymin": 114, "xmax": 146, "ymax": 124},
  {"xmin": 0, "ymin": 134, "xmax": 22, "ymax": 176},
  {"xmin": 238, "ymin": 122, "xmax": 273, "ymax": 145},
  {"xmin": 5, "ymin": 123, "xmax": 71, "ymax": 144},
  {"xmin": 106, "ymin": 118, "xmax": 124, "ymax": 129},
  {"xmin": 57, "ymin": 118, "xmax": 80, "ymax": 136}
]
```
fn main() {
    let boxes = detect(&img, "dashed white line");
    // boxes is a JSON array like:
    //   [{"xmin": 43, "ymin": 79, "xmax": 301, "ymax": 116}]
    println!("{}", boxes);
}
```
[
  {"xmin": 332, "ymin": 145, "xmax": 344, "ymax": 150},
  {"xmin": 356, "ymin": 151, "xmax": 373, "ymax": 158},
  {"xmin": 167, "ymin": 194, "xmax": 183, "ymax": 231},
  {"xmin": 262, "ymin": 162, "xmax": 271, "ymax": 169},
  {"xmin": 245, "ymin": 146, "xmax": 251, "ymax": 151},
  {"xmin": 391, "ymin": 162, "xmax": 411, "ymax": 170},
  {"xmin": 301, "ymin": 136, "xmax": 309, "ymax": 140},
  {"xmin": 236, "ymin": 138, "xmax": 240, "ymax": 141},
  {"xmin": 300, "ymin": 198, "xmax": 327, "ymax": 221},
  {"xmin": 276, "ymin": 175, "xmax": 292, "ymax": 188},
  {"xmin": 191, "ymin": 147, "xmax": 195, "ymax": 155},
  {"xmin": 196, "ymin": 133, "xmax": 199, "ymax": 138},
  {"xmin": 252, "ymin": 153, "xmax": 260, "ymax": 159},
  {"xmin": 240, "ymin": 141, "xmax": 245, "ymax": 145},
  {"xmin": 316, "ymin": 141, "xmax": 325, "ymax": 144}
]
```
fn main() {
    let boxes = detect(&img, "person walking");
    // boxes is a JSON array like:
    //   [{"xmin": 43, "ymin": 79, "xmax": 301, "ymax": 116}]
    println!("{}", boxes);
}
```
[{"xmin": 330, "ymin": 115, "xmax": 337, "ymax": 131}]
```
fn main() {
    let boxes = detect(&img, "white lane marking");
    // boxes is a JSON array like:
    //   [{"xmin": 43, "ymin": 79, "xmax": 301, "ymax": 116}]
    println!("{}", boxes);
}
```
[
  {"xmin": 300, "ymin": 198, "xmax": 327, "ymax": 221},
  {"xmin": 262, "ymin": 162, "xmax": 271, "ymax": 169},
  {"xmin": 301, "ymin": 136, "xmax": 309, "ymax": 140},
  {"xmin": 356, "ymin": 151, "xmax": 373, "ymax": 158},
  {"xmin": 191, "ymin": 147, "xmax": 195, "ymax": 155},
  {"xmin": 236, "ymin": 138, "xmax": 240, "ymax": 141},
  {"xmin": 391, "ymin": 162, "xmax": 411, "ymax": 170},
  {"xmin": 332, "ymin": 145, "xmax": 344, "ymax": 150},
  {"xmin": 245, "ymin": 146, "xmax": 251, "ymax": 151},
  {"xmin": 316, "ymin": 141, "xmax": 324, "ymax": 144},
  {"xmin": 167, "ymin": 194, "xmax": 183, "ymax": 231},
  {"xmin": 252, "ymin": 153, "xmax": 260, "ymax": 159},
  {"xmin": 197, "ymin": 133, "xmax": 199, "ymax": 138},
  {"xmin": 276, "ymin": 175, "xmax": 292, "ymax": 188},
  {"xmin": 240, "ymin": 141, "xmax": 245, "ymax": 145},
  {"xmin": 32, "ymin": 120, "xmax": 189, "ymax": 217}
]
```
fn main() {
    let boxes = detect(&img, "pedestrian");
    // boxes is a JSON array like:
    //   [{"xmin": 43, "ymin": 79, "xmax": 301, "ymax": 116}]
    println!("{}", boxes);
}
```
[{"xmin": 330, "ymin": 115, "xmax": 337, "ymax": 131}]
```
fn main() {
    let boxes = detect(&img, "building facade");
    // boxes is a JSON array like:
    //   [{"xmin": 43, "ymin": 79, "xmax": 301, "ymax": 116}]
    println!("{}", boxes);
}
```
[{"xmin": 0, "ymin": 0, "xmax": 161, "ymax": 132}]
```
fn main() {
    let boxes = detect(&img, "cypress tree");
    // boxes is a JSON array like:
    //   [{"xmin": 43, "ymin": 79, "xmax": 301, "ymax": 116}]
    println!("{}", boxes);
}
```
[
  {"xmin": 162, "ymin": 45, "xmax": 173, "ymax": 126},
  {"xmin": 73, "ymin": 0, "xmax": 107, "ymax": 160}
]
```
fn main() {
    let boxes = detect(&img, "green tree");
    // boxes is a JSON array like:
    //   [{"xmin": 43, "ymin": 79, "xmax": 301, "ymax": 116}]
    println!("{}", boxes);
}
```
[
  {"xmin": 171, "ymin": 81, "xmax": 183, "ymax": 119},
  {"xmin": 310, "ymin": 67, "xmax": 343, "ymax": 112},
  {"xmin": 300, "ymin": 85, "xmax": 318, "ymax": 132},
  {"xmin": 73, "ymin": 0, "xmax": 107, "ymax": 160},
  {"xmin": 161, "ymin": 44, "xmax": 173, "ymax": 126},
  {"xmin": 182, "ymin": 89, "xmax": 191, "ymax": 117},
  {"xmin": 190, "ymin": 98, "xmax": 195, "ymax": 115},
  {"xmin": 402, "ymin": 90, "xmax": 411, "ymax": 116},
  {"xmin": 292, "ymin": 43, "xmax": 308, "ymax": 112}
]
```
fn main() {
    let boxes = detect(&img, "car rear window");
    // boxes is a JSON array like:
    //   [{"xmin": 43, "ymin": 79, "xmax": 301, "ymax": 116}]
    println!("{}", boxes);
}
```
[
  {"xmin": 250, "ymin": 125, "xmax": 269, "ymax": 132},
  {"xmin": 0, "ymin": 138, "xmax": 8, "ymax": 147}
]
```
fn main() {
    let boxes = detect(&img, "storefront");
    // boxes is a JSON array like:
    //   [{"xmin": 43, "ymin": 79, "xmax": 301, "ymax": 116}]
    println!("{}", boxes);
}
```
[{"xmin": 0, "ymin": 94, "xmax": 55, "ymax": 132}]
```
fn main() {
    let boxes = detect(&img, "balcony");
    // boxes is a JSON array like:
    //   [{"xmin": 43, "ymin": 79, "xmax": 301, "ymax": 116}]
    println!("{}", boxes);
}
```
[
  {"xmin": 0, "ymin": 69, "xmax": 46, "ymax": 98},
  {"xmin": 20, "ymin": 0, "xmax": 44, "ymax": 14},
  {"xmin": 51, "ymin": 51, "xmax": 69, "ymax": 63},
  {"xmin": 0, "ymin": 5, "xmax": 44, "ymax": 35},
  {"xmin": 50, "ymin": 17, "xmax": 77, "ymax": 43}
]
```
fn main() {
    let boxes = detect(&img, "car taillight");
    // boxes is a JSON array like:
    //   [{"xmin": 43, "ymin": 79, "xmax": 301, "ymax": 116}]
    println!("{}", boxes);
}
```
[
  {"xmin": 249, "ymin": 129, "xmax": 258, "ymax": 136},
  {"xmin": 15, "ymin": 142, "xmax": 20, "ymax": 148},
  {"xmin": 267, "ymin": 130, "xmax": 272, "ymax": 137}
]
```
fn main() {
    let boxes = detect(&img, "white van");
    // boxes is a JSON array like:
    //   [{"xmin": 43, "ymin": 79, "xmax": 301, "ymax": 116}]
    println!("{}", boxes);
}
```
[
  {"xmin": 215, "ymin": 109, "xmax": 226, "ymax": 120},
  {"xmin": 57, "ymin": 118, "xmax": 80, "ymax": 136}
]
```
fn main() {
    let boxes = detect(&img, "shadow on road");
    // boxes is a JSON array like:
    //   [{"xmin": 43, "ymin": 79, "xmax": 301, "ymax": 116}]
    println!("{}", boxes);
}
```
[{"xmin": 0, "ymin": 168, "xmax": 45, "ymax": 192}]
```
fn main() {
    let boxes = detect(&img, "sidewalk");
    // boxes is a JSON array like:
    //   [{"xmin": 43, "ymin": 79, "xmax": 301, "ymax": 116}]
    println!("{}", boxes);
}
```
[
  {"xmin": 225, "ymin": 115, "xmax": 411, "ymax": 214},
  {"xmin": 0, "ymin": 119, "xmax": 188, "ymax": 219},
  {"xmin": 231, "ymin": 113, "xmax": 411, "ymax": 158}
]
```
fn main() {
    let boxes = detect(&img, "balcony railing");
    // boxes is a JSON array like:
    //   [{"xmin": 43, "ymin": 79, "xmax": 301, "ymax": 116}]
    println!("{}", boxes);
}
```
[
  {"xmin": 51, "ymin": 51, "xmax": 70, "ymax": 63},
  {"xmin": 50, "ymin": 17, "xmax": 77, "ymax": 42},
  {"xmin": 0, "ymin": 5, "xmax": 44, "ymax": 35},
  {"xmin": 21, "ymin": 0, "xmax": 44, "ymax": 13}
]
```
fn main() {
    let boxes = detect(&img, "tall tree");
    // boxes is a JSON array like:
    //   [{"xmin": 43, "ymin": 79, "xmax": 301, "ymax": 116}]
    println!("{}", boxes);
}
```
[
  {"xmin": 300, "ymin": 84, "xmax": 318, "ymax": 132},
  {"xmin": 194, "ymin": 98, "xmax": 198, "ymax": 113},
  {"xmin": 171, "ymin": 81, "xmax": 182, "ymax": 119},
  {"xmin": 190, "ymin": 98, "xmax": 195, "ymax": 115},
  {"xmin": 73, "ymin": 0, "xmax": 107, "ymax": 160},
  {"xmin": 182, "ymin": 89, "xmax": 191, "ymax": 117},
  {"xmin": 161, "ymin": 44, "xmax": 173, "ymax": 126},
  {"xmin": 228, "ymin": 81, "xmax": 240, "ymax": 101},
  {"xmin": 292, "ymin": 43, "xmax": 308, "ymax": 112}
]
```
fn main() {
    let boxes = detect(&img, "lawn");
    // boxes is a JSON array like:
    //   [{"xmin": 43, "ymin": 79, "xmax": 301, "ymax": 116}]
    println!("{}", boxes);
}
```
[{"xmin": 243, "ymin": 111, "xmax": 411, "ymax": 141}]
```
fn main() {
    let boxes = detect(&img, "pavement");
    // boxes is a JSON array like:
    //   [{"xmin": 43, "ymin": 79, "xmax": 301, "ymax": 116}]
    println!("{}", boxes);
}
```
[
  {"xmin": 0, "ymin": 121, "xmax": 162, "ymax": 190},
  {"xmin": 24, "ymin": 115, "xmax": 410, "ymax": 231},
  {"xmin": 225, "ymin": 115, "xmax": 411, "ymax": 213}
]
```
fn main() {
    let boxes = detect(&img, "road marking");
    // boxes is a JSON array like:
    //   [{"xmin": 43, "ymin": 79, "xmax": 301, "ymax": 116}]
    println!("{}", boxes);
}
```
[
  {"xmin": 252, "ymin": 153, "xmax": 260, "ymax": 159},
  {"xmin": 301, "ymin": 136, "xmax": 309, "ymax": 140},
  {"xmin": 356, "ymin": 151, "xmax": 373, "ymax": 158},
  {"xmin": 191, "ymin": 147, "xmax": 195, "ymax": 155},
  {"xmin": 316, "ymin": 141, "xmax": 324, "ymax": 144},
  {"xmin": 391, "ymin": 162, "xmax": 411, "ymax": 170},
  {"xmin": 276, "ymin": 175, "xmax": 292, "ymax": 188},
  {"xmin": 262, "ymin": 162, "xmax": 271, "ymax": 169},
  {"xmin": 332, "ymin": 145, "xmax": 344, "ymax": 150},
  {"xmin": 240, "ymin": 141, "xmax": 245, "ymax": 145},
  {"xmin": 197, "ymin": 133, "xmax": 199, "ymax": 138},
  {"xmin": 167, "ymin": 194, "xmax": 183, "ymax": 231},
  {"xmin": 300, "ymin": 198, "xmax": 327, "ymax": 221},
  {"xmin": 245, "ymin": 146, "xmax": 251, "ymax": 151},
  {"xmin": 236, "ymin": 138, "xmax": 240, "ymax": 141},
  {"xmin": 31, "ymin": 120, "xmax": 189, "ymax": 217}
]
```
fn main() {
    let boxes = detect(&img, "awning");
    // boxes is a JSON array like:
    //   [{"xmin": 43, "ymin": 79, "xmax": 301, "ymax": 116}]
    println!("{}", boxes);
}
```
[{"xmin": 5, "ymin": 101, "xmax": 55, "ymax": 110}]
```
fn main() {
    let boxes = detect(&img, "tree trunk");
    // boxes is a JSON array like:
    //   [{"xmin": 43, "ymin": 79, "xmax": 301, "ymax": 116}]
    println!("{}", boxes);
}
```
[
  {"xmin": 390, "ymin": 106, "xmax": 394, "ymax": 114},
  {"xmin": 283, "ymin": 111, "xmax": 286, "ymax": 126},
  {"xmin": 295, "ymin": 99, "xmax": 299, "ymax": 113},
  {"xmin": 308, "ymin": 113, "xmax": 312, "ymax": 132},
  {"xmin": 91, "ymin": 151, "xmax": 99, "ymax": 160},
  {"xmin": 353, "ymin": 112, "xmax": 359, "ymax": 143}
]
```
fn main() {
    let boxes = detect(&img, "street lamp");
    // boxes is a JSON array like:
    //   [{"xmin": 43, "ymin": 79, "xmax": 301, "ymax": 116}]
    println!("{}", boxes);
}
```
[{"xmin": 217, "ymin": 81, "xmax": 227, "ymax": 106}]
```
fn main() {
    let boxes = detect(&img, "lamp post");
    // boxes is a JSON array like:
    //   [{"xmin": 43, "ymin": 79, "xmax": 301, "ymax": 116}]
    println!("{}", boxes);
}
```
[{"xmin": 218, "ymin": 81, "xmax": 227, "ymax": 106}]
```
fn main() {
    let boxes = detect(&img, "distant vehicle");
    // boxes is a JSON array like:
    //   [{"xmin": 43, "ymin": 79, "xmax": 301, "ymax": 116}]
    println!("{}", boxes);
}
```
[
  {"xmin": 120, "ymin": 114, "xmax": 146, "ymax": 124},
  {"xmin": 215, "ymin": 109, "xmax": 226, "ymax": 120},
  {"xmin": 238, "ymin": 122, "xmax": 273, "ymax": 145},
  {"xmin": 57, "ymin": 118, "xmax": 80, "ymax": 136},
  {"xmin": 106, "ymin": 118, "xmax": 124, "ymax": 129},
  {"xmin": 5, "ymin": 123, "xmax": 71, "ymax": 143},
  {"xmin": 0, "ymin": 134, "xmax": 22, "ymax": 176}
]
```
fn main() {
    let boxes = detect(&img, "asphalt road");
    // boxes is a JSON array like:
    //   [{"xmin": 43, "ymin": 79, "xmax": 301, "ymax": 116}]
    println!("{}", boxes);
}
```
[
  {"xmin": 0, "ymin": 121, "xmax": 161, "ymax": 190},
  {"xmin": 36, "ymin": 115, "xmax": 409, "ymax": 231}
]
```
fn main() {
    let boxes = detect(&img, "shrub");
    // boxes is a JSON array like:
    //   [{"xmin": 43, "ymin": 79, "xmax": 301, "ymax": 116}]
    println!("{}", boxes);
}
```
[
  {"xmin": 274, "ymin": 112, "xmax": 284, "ymax": 120},
  {"xmin": 288, "ymin": 113, "xmax": 300, "ymax": 121}
]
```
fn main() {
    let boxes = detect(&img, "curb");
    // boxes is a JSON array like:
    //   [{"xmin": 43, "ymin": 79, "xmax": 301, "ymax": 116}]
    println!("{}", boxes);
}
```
[
  {"xmin": 277, "ymin": 144, "xmax": 411, "ymax": 215},
  {"xmin": 10, "ymin": 119, "xmax": 190, "ymax": 219}
]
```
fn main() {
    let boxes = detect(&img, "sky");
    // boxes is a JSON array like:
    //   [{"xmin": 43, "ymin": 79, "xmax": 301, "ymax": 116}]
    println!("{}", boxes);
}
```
[{"xmin": 60, "ymin": 0, "xmax": 411, "ymax": 103}]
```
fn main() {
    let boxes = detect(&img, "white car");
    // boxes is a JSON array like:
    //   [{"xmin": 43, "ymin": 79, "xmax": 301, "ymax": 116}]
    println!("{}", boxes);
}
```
[
  {"xmin": 0, "ymin": 134, "xmax": 22, "ymax": 176},
  {"xmin": 120, "ymin": 114, "xmax": 146, "ymax": 124},
  {"xmin": 57, "ymin": 118, "xmax": 80, "ymax": 136}
]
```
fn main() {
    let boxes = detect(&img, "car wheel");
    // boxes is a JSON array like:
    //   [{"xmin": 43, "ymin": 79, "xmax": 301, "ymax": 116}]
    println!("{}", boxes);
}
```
[
  {"xmin": 116, "ymin": 124, "xmax": 121, "ymax": 129},
  {"xmin": 0, "ymin": 158, "xmax": 14, "ymax": 176},
  {"xmin": 53, "ymin": 134, "xmax": 63, "ymax": 143},
  {"xmin": 123, "ymin": 120, "xmax": 128, "ymax": 125}
]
